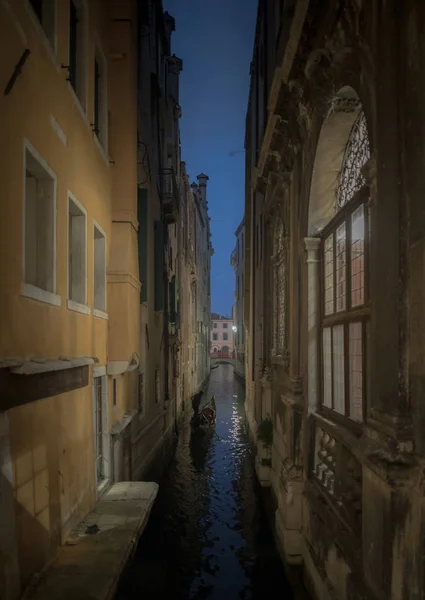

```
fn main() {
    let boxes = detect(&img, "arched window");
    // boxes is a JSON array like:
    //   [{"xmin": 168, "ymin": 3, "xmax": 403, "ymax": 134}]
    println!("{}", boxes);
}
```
[
  {"xmin": 337, "ymin": 111, "xmax": 370, "ymax": 208},
  {"xmin": 321, "ymin": 110, "xmax": 370, "ymax": 423},
  {"xmin": 272, "ymin": 217, "xmax": 286, "ymax": 357}
]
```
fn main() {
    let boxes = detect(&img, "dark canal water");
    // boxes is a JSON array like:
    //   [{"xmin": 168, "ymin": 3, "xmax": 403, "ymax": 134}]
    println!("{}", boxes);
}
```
[{"xmin": 116, "ymin": 364, "xmax": 303, "ymax": 600}]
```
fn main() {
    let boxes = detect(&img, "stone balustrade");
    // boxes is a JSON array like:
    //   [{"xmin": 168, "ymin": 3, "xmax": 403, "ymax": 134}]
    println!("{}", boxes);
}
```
[{"xmin": 313, "ymin": 422, "xmax": 362, "ymax": 535}]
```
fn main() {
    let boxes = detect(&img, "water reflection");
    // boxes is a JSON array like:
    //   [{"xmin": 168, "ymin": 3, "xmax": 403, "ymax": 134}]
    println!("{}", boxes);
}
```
[{"xmin": 116, "ymin": 364, "xmax": 299, "ymax": 599}]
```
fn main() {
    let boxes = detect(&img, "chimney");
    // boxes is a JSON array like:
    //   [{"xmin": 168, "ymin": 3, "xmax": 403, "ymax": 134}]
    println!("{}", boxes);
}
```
[
  {"xmin": 164, "ymin": 12, "xmax": 175, "ymax": 37},
  {"xmin": 172, "ymin": 54, "xmax": 183, "ymax": 73},
  {"xmin": 197, "ymin": 173, "xmax": 209, "ymax": 206}
]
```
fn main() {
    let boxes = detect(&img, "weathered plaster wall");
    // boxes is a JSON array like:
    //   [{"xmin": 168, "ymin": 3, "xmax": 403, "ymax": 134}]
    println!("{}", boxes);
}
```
[
  {"xmin": 8, "ymin": 386, "xmax": 96, "ymax": 589},
  {"xmin": 245, "ymin": 1, "xmax": 425, "ymax": 599}
]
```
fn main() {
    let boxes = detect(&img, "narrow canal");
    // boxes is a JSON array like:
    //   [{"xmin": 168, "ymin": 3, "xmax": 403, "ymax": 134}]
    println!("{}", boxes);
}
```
[{"xmin": 116, "ymin": 364, "xmax": 304, "ymax": 599}]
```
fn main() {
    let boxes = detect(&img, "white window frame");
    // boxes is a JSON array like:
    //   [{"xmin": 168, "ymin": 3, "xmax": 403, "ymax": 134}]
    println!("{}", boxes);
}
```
[
  {"xmin": 93, "ymin": 220, "xmax": 107, "ymax": 319},
  {"xmin": 92, "ymin": 373, "xmax": 110, "ymax": 496},
  {"xmin": 67, "ymin": 191, "xmax": 89, "ymax": 314},
  {"xmin": 21, "ymin": 139, "xmax": 60, "ymax": 307}
]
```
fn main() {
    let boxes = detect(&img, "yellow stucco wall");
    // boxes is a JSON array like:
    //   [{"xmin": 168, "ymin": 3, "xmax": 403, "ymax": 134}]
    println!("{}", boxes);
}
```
[
  {"xmin": 8, "ymin": 385, "xmax": 95, "ymax": 586},
  {"xmin": 0, "ymin": 1, "xmax": 139, "ymax": 593},
  {"xmin": 106, "ymin": 0, "xmax": 140, "ymax": 427},
  {"xmin": 0, "ymin": 1, "xmax": 111, "ymax": 362}
]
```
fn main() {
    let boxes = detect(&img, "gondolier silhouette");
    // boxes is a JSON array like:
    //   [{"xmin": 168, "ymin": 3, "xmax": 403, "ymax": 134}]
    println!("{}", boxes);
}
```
[
  {"xmin": 191, "ymin": 390, "xmax": 216, "ymax": 431},
  {"xmin": 191, "ymin": 389, "xmax": 203, "ymax": 415},
  {"xmin": 199, "ymin": 395, "xmax": 216, "ymax": 427}
]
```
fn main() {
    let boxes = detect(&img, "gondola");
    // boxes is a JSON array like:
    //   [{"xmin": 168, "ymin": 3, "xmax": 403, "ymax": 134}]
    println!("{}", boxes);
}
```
[
  {"xmin": 191, "ymin": 393, "xmax": 217, "ymax": 431},
  {"xmin": 210, "ymin": 364, "xmax": 219, "ymax": 371}
]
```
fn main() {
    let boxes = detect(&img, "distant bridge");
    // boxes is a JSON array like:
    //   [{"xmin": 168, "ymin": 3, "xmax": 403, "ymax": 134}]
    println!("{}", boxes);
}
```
[{"xmin": 210, "ymin": 352, "xmax": 235, "ymax": 368}]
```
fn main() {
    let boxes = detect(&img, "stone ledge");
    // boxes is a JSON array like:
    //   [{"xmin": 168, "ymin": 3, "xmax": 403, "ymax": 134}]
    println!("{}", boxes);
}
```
[
  {"xmin": 22, "ymin": 482, "xmax": 159, "ymax": 600},
  {"xmin": 275, "ymin": 509, "xmax": 303, "ymax": 565}
]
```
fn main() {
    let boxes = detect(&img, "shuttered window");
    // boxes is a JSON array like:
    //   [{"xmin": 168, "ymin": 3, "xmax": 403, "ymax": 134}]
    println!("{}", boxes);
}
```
[
  {"xmin": 29, "ymin": 1, "xmax": 56, "ymax": 48},
  {"xmin": 154, "ymin": 220, "xmax": 164, "ymax": 311},
  {"xmin": 94, "ymin": 58, "xmax": 100, "ymax": 136},
  {"xmin": 30, "ymin": 0, "xmax": 43, "ymax": 21},
  {"xmin": 137, "ymin": 188, "xmax": 148, "ymax": 302},
  {"xmin": 169, "ymin": 275, "xmax": 176, "ymax": 323},
  {"xmin": 69, "ymin": 0, "xmax": 78, "ymax": 91}
]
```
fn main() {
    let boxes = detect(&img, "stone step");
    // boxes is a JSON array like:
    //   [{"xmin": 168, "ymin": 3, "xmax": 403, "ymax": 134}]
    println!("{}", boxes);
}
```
[{"xmin": 22, "ymin": 481, "xmax": 159, "ymax": 600}]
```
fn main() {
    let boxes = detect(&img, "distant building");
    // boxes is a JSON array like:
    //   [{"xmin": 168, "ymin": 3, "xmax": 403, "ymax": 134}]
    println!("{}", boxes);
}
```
[
  {"xmin": 136, "ymin": 3, "xmax": 183, "ymax": 478},
  {"xmin": 231, "ymin": 219, "xmax": 245, "ymax": 379},
  {"xmin": 179, "ymin": 168, "xmax": 213, "ymax": 401},
  {"xmin": 210, "ymin": 313, "xmax": 235, "ymax": 356}
]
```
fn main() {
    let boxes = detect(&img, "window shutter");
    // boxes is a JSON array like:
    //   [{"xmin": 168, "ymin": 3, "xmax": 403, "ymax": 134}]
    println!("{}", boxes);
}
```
[
  {"xmin": 154, "ymin": 220, "xmax": 164, "ymax": 311},
  {"xmin": 29, "ymin": 0, "xmax": 43, "ymax": 21},
  {"xmin": 94, "ymin": 58, "xmax": 100, "ymax": 136},
  {"xmin": 176, "ymin": 281, "xmax": 180, "ymax": 329},
  {"xmin": 69, "ymin": 0, "xmax": 78, "ymax": 90},
  {"xmin": 137, "ymin": 188, "xmax": 148, "ymax": 303},
  {"xmin": 169, "ymin": 275, "xmax": 176, "ymax": 323}
]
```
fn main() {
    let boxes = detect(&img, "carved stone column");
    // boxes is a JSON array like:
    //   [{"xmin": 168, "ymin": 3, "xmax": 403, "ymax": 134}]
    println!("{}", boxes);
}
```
[{"xmin": 304, "ymin": 237, "xmax": 321, "ymax": 413}]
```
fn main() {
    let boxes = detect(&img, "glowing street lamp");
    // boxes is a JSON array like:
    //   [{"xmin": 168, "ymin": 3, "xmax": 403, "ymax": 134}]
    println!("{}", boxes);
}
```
[{"xmin": 232, "ymin": 325, "xmax": 237, "ymax": 333}]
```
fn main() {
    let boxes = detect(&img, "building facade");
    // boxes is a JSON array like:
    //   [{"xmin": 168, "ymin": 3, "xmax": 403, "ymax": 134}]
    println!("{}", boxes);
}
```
[
  {"xmin": 0, "ymin": 1, "xmax": 211, "ymax": 598},
  {"xmin": 0, "ymin": 0, "xmax": 140, "ymax": 597},
  {"xmin": 211, "ymin": 313, "xmax": 235, "ymax": 356},
  {"xmin": 231, "ymin": 219, "xmax": 245, "ymax": 379},
  {"xmin": 179, "ymin": 168, "xmax": 213, "ymax": 400},
  {"xmin": 245, "ymin": 1, "xmax": 425, "ymax": 599},
  {"xmin": 134, "ymin": 1, "xmax": 183, "ymax": 478}
]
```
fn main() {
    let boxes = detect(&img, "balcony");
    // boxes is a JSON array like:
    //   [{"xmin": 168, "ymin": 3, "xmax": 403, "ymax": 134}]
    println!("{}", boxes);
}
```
[
  {"xmin": 312, "ymin": 421, "xmax": 362, "ymax": 537},
  {"xmin": 230, "ymin": 248, "xmax": 237, "ymax": 267},
  {"xmin": 210, "ymin": 352, "xmax": 233, "ymax": 359},
  {"xmin": 162, "ymin": 167, "xmax": 179, "ymax": 223}
]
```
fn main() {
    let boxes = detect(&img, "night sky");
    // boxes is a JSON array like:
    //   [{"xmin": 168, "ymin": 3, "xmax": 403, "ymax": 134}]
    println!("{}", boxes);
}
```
[{"xmin": 164, "ymin": 0, "xmax": 257, "ymax": 317}]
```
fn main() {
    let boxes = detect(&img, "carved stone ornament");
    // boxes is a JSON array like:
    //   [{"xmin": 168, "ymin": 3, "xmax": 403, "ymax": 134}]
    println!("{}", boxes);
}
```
[
  {"xmin": 260, "ymin": 365, "xmax": 272, "ymax": 385},
  {"xmin": 328, "ymin": 95, "xmax": 361, "ymax": 115},
  {"xmin": 281, "ymin": 457, "xmax": 303, "ymax": 483},
  {"xmin": 264, "ymin": 172, "xmax": 292, "ymax": 217},
  {"xmin": 304, "ymin": 48, "xmax": 332, "ymax": 81}
]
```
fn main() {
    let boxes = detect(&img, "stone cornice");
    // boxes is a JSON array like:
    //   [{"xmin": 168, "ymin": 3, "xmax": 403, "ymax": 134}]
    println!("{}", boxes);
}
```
[
  {"xmin": 107, "ymin": 272, "xmax": 141, "ymax": 291},
  {"xmin": 112, "ymin": 210, "xmax": 138, "ymax": 231}
]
